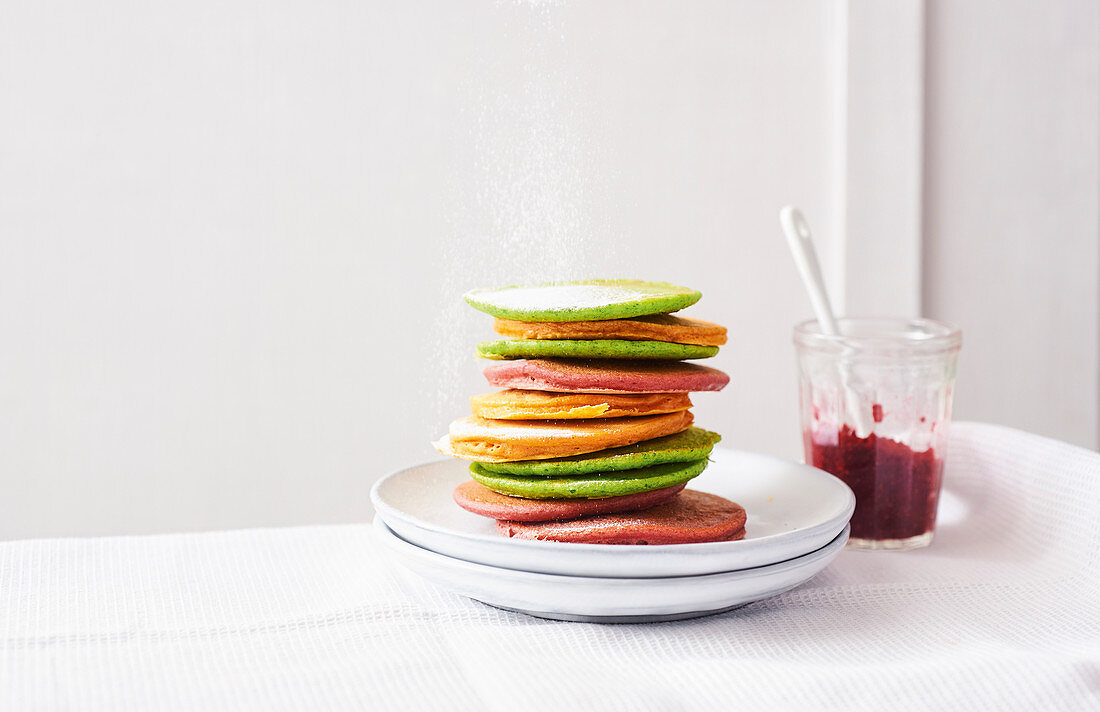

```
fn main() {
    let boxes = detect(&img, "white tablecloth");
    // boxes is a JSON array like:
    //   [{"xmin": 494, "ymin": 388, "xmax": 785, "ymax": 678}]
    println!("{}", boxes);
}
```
[{"xmin": 2, "ymin": 422, "xmax": 1098, "ymax": 711}]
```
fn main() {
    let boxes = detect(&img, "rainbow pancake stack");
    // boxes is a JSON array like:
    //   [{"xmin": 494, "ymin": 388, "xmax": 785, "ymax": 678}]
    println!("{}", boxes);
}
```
[{"xmin": 434, "ymin": 279, "xmax": 746, "ymax": 544}]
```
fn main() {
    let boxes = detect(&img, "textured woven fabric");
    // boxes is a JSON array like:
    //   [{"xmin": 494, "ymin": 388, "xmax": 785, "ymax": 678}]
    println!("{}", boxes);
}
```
[{"xmin": 1, "ymin": 422, "xmax": 1098, "ymax": 711}]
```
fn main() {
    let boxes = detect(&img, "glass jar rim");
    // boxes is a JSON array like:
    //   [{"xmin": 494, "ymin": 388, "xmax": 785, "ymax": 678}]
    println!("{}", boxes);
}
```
[{"xmin": 793, "ymin": 316, "xmax": 962, "ymax": 354}]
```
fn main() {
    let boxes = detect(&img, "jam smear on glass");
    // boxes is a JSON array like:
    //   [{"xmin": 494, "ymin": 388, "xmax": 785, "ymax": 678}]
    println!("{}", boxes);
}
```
[{"xmin": 807, "ymin": 424, "xmax": 944, "ymax": 541}]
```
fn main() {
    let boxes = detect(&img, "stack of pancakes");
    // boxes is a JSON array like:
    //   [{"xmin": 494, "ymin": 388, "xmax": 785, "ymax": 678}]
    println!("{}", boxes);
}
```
[{"xmin": 433, "ymin": 279, "xmax": 745, "ymax": 544}]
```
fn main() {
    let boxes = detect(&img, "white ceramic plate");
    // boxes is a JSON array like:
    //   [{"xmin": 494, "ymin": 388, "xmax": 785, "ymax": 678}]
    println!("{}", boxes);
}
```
[
  {"xmin": 375, "ymin": 516, "xmax": 849, "ymax": 622},
  {"xmin": 370, "ymin": 447, "xmax": 855, "ymax": 578}
]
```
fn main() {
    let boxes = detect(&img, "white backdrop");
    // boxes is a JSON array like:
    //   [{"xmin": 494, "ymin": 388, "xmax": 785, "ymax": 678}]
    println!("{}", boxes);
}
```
[
  {"xmin": 0, "ymin": 1, "xmax": 837, "ymax": 538},
  {"xmin": 1, "ymin": 1, "xmax": 1096, "ymax": 539},
  {"xmin": 922, "ymin": 0, "xmax": 1099, "ymax": 450}
]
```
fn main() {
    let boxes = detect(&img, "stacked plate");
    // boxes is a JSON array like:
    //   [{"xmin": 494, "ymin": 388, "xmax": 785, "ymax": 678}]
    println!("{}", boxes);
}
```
[{"xmin": 372, "ymin": 446, "xmax": 855, "ymax": 622}]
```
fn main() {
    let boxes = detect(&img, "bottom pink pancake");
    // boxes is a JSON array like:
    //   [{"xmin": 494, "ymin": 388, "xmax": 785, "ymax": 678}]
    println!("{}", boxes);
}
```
[
  {"xmin": 496, "ymin": 489, "xmax": 747, "ymax": 544},
  {"xmin": 454, "ymin": 480, "xmax": 686, "ymax": 522},
  {"xmin": 483, "ymin": 358, "xmax": 729, "ymax": 394}
]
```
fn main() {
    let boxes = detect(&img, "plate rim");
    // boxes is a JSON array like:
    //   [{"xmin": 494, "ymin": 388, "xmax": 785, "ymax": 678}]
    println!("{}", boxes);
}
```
[
  {"xmin": 374, "ymin": 515, "xmax": 851, "ymax": 584},
  {"xmin": 370, "ymin": 447, "xmax": 856, "ymax": 555}
]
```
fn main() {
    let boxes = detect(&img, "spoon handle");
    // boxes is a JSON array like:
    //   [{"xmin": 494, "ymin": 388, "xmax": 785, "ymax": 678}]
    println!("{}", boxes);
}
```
[{"xmin": 779, "ymin": 206, "xmax": 839, "ymax": 336}]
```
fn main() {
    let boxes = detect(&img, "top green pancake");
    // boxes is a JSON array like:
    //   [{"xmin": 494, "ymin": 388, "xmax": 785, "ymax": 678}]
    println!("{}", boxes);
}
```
[
  {"xmin": 464, "ymin": 280, "xmax": 701, "ymax": 322},
  {"xmin": 476, "ymin": 426, "xmax": 722, "ymax": 477}
]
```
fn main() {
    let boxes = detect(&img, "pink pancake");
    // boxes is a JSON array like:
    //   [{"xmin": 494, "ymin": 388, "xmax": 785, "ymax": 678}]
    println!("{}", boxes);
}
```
[
  {"xmin": 496, "ymin": 489, "xmax": 747, "ymax": 544},
  {"xmin": 483, "ymin": 359, "xmax": 729, "ymax": 394},
  {"xmin": 453, "ymin": 480, "xmax": 687, "ymax": 522}
]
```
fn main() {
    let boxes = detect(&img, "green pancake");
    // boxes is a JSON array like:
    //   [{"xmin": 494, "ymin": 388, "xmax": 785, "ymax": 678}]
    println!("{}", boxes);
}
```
[
  {"xmin": 478, "ymin": 427, "xmax": 721, "ymax": 477},
  {"xmin": 476, "ymin": 339, "xmax": 718, "ymax": 361},
  {"xmin": 469, "ymin": 458, "xmax": 709, "ymax": 499},
  {"xmin": 464, "ymin": 279, "xmax": 701, "ymax": 322}
]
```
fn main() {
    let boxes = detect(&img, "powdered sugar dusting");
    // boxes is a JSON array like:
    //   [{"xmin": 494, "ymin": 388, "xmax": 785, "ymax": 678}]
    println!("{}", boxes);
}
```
[
  {"xmin": 421, "ymin": 1, "xmax": 615, "ymax": 431},
  {"xmin": 471, "ymin": 283, "xmax": 674, "ymax": 312}
]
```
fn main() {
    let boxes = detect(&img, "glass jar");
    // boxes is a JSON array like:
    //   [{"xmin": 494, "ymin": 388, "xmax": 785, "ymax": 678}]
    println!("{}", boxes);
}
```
[{"xmin": 794, "ymin": 318, "xmax": 962, "ymax": 551}]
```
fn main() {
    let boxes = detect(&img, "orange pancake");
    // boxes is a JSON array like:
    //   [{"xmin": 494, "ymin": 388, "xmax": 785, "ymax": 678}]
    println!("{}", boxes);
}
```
[
  {"xmin": 494, "ymin": 314, "xmax": 727, "ymax": 347},
  {"xmin": 433, "ymin": 410, "xmax": 694, "ymax": 463},
  {"xmin": 470, "ymin": 390, "xmax": 692, "ymax": 420}
]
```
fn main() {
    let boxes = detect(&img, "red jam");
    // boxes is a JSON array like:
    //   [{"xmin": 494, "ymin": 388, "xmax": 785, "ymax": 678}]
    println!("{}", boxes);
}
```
[{"xmin": 807, "ymin": 425, "xmax": 943, "ymax": 541}]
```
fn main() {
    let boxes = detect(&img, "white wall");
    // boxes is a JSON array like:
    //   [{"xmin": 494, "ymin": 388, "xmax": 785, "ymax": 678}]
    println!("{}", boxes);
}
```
[
  {"xmin": 923, "ymin": 0, "xmax": 1100, "ymax": 450},
  {"xmin": 3, "ymin": 0, "xmax": 1096, "ymax": 540},
  {"xmin": 0, "ymin": 1, "xmax": 838, "ymax": 538}
]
